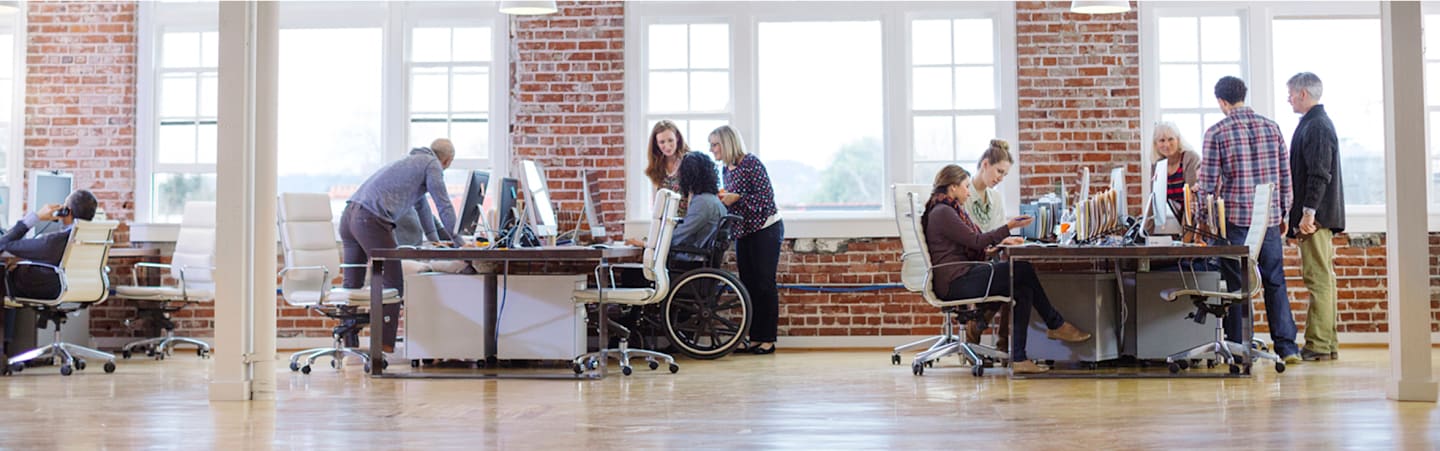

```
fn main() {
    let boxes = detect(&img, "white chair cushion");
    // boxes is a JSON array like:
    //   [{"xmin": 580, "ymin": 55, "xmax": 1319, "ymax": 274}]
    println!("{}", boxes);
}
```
[
  {"xmin": 114, "ymin": 285, "xmax": 213, "ymax": 301},
  {"xmin": 573, "ymin": 288, "xmax": 659, "ymax": 305},
  {"xmin": 285, "ymin": 287, "xmax": 399, "ymax": 307}
]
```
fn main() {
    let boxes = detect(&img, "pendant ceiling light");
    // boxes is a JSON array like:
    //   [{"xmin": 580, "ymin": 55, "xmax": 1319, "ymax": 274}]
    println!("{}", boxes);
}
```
[
  {"xmin": 1071, "ymin": 0, "xmax": 1131, "ymax": 15},
  {"xmin": 500, "ymin": 0, "xmax": 558, "ymax": 16}
]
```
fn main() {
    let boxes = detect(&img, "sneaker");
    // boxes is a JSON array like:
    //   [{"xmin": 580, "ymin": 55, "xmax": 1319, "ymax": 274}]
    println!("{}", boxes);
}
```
[
  {"xmin": 1282, "ymin": 354, "xmax": 1302, "ymax": 365},
  {"xmin": 1011, "ymin": 360, "xmax": 1049, "ymax": 374},
  {"xmin": 1046, "ymin": 322, "xmax": 1092, "ymax": 343},
  {"xmin": 1300, "ymin": 349, "xmax": 1333, "ymax": 361}
]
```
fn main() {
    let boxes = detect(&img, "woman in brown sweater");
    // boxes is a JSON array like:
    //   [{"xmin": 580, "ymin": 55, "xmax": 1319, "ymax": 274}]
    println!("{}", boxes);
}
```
[{"xmin": 922, "ymin": 164, "xmax": 1092, "ymax": 374}]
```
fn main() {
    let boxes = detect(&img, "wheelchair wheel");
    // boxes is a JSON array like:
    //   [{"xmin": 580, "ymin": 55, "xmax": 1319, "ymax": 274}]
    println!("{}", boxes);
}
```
[{"xmin": 664, "ymin": 268, "xmax": 751, "ymax": 360}]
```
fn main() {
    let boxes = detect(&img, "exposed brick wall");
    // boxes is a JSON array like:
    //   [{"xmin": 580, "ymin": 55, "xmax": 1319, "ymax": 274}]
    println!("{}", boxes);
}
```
[
  {"xmin": 24, "ymin": 1, "xmax": 135, "ymax": 240},
  {"xmin": 509, "ymin": 1, "xmax": 627, "ymax": 242}
]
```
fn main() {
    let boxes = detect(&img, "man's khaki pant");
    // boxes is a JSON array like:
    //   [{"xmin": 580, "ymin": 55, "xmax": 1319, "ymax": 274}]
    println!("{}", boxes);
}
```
[{"xmin": 1300, "ymin": 228, "xmax": 1337, "ymax": 353}]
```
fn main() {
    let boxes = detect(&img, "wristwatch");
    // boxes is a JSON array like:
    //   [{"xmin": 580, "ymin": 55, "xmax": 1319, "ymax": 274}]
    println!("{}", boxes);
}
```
[{"xmin": 1303, "ymin": 207, "xmax": 1316, "ymax": 217}]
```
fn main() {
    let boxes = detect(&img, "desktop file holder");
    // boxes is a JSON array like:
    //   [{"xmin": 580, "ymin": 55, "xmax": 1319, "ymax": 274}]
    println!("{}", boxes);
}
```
[{"xmin": 1167, "ymin": 199, "xmax": 1225, "ymax": 242}]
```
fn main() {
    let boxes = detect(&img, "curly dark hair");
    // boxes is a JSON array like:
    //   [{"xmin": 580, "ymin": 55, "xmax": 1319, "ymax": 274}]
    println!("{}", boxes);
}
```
[{"xmin": 676, "ymin": 152, "xmax": 719, "ymax": 197}]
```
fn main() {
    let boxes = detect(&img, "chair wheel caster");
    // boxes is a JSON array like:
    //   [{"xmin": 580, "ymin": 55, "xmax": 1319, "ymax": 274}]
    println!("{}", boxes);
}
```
[
  {"xmin": 330, "ymin": 359, "xmax": 340, "ymax": 369},
  {"xmin": 59, "ymin": 365, "xmax": 73, "ymax": 376},
  {"xmin": 1206, "ymin": 359, "xmax": 1217, "ymax": 369},
  {"xmin": 379, "ymin": 359, "xmax": 389, "ymax": 370},
  {"xmin": 289, "ymin": 361, "xmax": 300, "ymax": 372},
  {"xmin": 912, "ymin": 362, "xmax": 924, "ymax": 376},
  {"xmin": 198, "ymin": 349, "xmax": 210, "ymax": 358},
  {"xmin": 301, "ymin": 365, "xmax": 312, "ymax": 374},
  {"xmin": 1176, "ymin": 360, "xmax": 1190, "ymax": 370},
  {"xmin": 891, "ymin": 354, "xmax": 901, "ymax": 365},
  {"xmin": 122, "ymin": 350, "xmax": 132, "ymax": 359},
  {"xmin": 668, "ymin": 364, "xmax": 679, "ymax": 374},
  {"xmin": 75, "ymin": 360, "xmax": 87, "ymax": 371},
  {"xmin": 924, "ymin": 360, "xmax": 934, "ymax": 368},
  {"xmin": 572, "ymin": 362, "xmax": 585, "ymax": 374},
  {"xmin": 648, "ymin": 360, "xmax": 659, "ymax": 371},
  {"xmin": 8, "ymin": 363, "xmax": 21, "ymax": 374},
  {"xmin": 1168, "ymin": 362, "xmax": 1181, "ymax": 374},
  {"xmin": 104, "ymin": 361, "xmax": 116, "ymax": 373},
  {"xmin": 411, "ymin": 360, "xmax": 420, "ymax": 368},
  {"xmin": 621, "ymin": 366, "xmax": 633, "ymax": 376},
  {"xmin": 1229, "ymin": 364, "xmax": 1241, "ymax": 375},
  {"xmin": 363, "ymin": 364, "xmax": 372, "ymax": 373},
  {"xmin": 1275, "ymin": 362, "xmax": 1286, "ymax": 373},
  {"xmin": 971, "ymin": 364, "xmax": 984, "ymax": 377}
]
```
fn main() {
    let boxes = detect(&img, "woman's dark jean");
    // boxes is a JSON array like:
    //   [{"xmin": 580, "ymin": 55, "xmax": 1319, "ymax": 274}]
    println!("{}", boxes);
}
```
[
  {"xmin": 736, "ymin": 221, "xmax": 783, "ymax": 343},
  {"xmin": 944, "ymin": 261, "xmax": 1065, "ymax": 362}
]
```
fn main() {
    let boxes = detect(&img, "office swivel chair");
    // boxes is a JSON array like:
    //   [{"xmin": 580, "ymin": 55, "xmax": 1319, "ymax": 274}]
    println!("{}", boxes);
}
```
[
  {"xmin": 114, "ymin": 201, "xmax": 215, "ymax": 360},
  {"xmin": 890, "ymin": 184, "xmax": 1012, "ymax": 377},
  {"xmin": 1160, "ymin": 183, "xmax": 1285, "ymax": 375},
  {"xmin": 277, "ymin": 193, "xmax": 399, "ymax": 374},
  {"xmin": 571, "ymin": 189, "xmax": 681, "ymax": 376},
  {"xmin": 5, "ymin": 220, "xmax": 121, "ymax": 376}
]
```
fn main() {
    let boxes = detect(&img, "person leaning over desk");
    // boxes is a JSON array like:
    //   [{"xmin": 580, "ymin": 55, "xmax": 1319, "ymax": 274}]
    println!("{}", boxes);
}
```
[
  {"xmin": 961, "ymin": 139, "xmax": 1017, "ymax": 353},
  {"xmin": 340, "ymin": 138, "xmax": 463, "ymax": 353},
  {"xmin": 923, "ymin": 164, "xmax": 1091, "ymax": 374},
  {"xmin": 1285, "ymin": 72, "xmax": 1344, "ymax": 362},
  {"xmin": 709, "ymin": 125, "xmax": 782, "ymax": 355}
]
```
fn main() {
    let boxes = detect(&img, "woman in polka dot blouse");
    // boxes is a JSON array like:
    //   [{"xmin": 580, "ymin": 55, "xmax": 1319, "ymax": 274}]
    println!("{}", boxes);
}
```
[{"xmin": 709, "ymin": 125, "xmax": 783, "ymax": 355}]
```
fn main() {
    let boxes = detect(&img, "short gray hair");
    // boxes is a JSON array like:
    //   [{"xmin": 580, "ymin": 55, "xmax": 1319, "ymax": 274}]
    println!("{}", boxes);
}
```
[
  {"xmin": 430, "ymin": 138, "xmax": 455, "ymax": 162},
  {"xmin": 1286, "ymin": 72, "xmax": 1323, "ymax": 101}
]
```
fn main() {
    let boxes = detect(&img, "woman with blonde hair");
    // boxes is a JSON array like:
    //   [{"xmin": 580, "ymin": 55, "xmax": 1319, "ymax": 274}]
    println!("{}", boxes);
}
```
[
  {"xmin": 923, "ymin": 164, "xmax": 1091, "ymax": 373},
  {"xmin": 709, "ymin": 125, "xmax": 783, "ymax": 355}
]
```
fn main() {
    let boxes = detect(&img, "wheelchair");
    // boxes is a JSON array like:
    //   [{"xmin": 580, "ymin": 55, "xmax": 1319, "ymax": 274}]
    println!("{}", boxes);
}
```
[{"xmin": 598, "ymin": 213, "xmax": 753, "ymax": 360}]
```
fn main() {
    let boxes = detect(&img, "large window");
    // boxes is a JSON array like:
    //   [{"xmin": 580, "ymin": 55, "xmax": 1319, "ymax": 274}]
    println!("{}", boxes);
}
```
[
  {"xmin": 1426, "ymin": 13, "xmax": 1440, "ymax": 210},
  {"xmin": 628, "ymin": 2, "xmax": 1016, "ymax": 235},
  {"xmin": 138, "ymin": 2, "xmax": 505, "ymax": 224},
  {"xmin": 1142, "ymin": 2, "xmax": 1387, "ymax": 228},
  {"xmin": 0, "ymin": 12, "xmax": 22, "ymax": 225}
]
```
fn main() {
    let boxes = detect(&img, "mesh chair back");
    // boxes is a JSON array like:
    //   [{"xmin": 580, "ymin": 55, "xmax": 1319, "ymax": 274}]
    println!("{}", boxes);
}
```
[
  {"xmin": 171, "ymin": 201, "xmax": 217, "ymax": 292},
  {"xmin": 55, "ymin": 220, "xmax": 119, "ymax": 303},
  {"xmin": 277, "ymin": 193, "xmax": 342, "ymax": 301},
  {"xmin": 893, "ymin": 184, "xmax": 938, "ymax": 302}
]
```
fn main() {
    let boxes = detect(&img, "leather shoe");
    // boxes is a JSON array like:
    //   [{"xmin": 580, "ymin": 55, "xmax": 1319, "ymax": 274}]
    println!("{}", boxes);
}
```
[
  {"xmin": 1010, "ymin": 360, "xmax": 1049, "ymax": 374},
  {"xmin": 1046, "ymin": 322, "xmax": 1092, "ymax": 343},
  {"xmin": 745, "ymin": 343, "xmax": 776, "ymax": 355},
  {"xmin": 964, "ymin": 320, "xmax": 984, "ymax": 344},
  {"xmin": 1300, "ymin": 348, "xmax": 1333, "ymax": 361}
]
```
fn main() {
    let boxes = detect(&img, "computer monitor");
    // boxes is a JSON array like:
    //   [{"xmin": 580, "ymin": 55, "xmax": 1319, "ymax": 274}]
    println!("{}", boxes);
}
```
[
  {"xmin": 580, "ymin": 169, "xmax": 608, "ymax": 242},
  {"xmin": 519, "ymin": 160, "xmax": 558, "ymax": 238},
  {"xmin": 29, "ymin": 171, "xmax": 72, "ymax": 236},
  {"xmin": 1149, "ymin": 160, "xmax": 1182, "ymax": 235},
  {"xmin": 454, "ymin": 170, "xmax": 491, "ymax": 239}
]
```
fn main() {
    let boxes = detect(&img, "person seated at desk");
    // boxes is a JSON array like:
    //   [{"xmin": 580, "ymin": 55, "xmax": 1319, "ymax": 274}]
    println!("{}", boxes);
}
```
[
  {"xmin": 922, "ymin": 165, "xmax": 1091, "ymax": 374},
  {"xmin": 619, "ymin": 152, "xmax": 725, "ymax": 280},
  {"xmin": 0, "ymin": 190, "xmax": 98, "ymax": 354}
]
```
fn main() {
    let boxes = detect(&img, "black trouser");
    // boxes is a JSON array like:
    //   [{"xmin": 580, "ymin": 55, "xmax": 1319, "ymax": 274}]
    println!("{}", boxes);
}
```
[
  {"xmin": 736, "ymin": 221, "xmax": 783, "ymax": 343},
  {"xmin": 339, "ymin": 203, "xmax": 402, "ymax": 349},
  {"xmin": 944, "ymin": 261, "xmax": 1065, "ymax": 362}
]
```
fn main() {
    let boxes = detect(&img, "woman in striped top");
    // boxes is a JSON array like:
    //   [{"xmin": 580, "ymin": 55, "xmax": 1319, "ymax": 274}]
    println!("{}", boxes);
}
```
[{"xmin": 1153, "ymin": 121, "xmax": 1201, "ymax": 205}]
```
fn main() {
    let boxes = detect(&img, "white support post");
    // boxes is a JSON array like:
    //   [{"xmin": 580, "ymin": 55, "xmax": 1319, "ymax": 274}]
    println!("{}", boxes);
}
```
[
  {"xmin": 212, "ymin": 0, "xmax": 279, "ymax": 402},
  {"xmin": 1380, "ymin": 0, "xmax": 1437, "ymax": 403}
]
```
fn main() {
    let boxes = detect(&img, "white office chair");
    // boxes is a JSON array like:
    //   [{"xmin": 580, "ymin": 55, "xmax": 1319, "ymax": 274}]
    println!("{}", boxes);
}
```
[
  {"xmin": 113, "ymin": 201, "xmax": 215, "ymax": 359},
  {"xmin": 571, "ymin": 189, "xmax": 681, "ymax": 376},
  {"xmin": 5, "ymin": 220, "xmax": 121, "ymax": 376},
  {"xmin": 890, "ymin": 184, "xmax": 1012, "ymax": 377},
  {"xmin": 277, "ymin": 193, "xmax": 399, "ymax": 374},
  {"xmin": 1160, "ymin": 183, "xmax": 1285, "ymax": 375}
]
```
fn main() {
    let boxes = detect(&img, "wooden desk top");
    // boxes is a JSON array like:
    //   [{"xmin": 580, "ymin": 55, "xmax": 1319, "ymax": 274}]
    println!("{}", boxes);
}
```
[
  {"xmin": 368, "ymin": 245, "xmax": 644, "ymax": 261},
  {"xmin": 1002, "ymin": 244, "xmax": 1248, "ymax": 259}
]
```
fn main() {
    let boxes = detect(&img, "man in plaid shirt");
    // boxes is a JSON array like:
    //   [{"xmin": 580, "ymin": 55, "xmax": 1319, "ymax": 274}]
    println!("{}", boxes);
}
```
[{"xmin": 1196, "ymin": 76, "xmax": 1301, "ymax": 364}]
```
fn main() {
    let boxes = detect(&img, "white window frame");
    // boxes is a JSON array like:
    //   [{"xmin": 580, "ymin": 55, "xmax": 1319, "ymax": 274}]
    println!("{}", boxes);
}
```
[
  {"xmin": 625, "ymin": 1, "xmax": 1017, "ymax": 239},
  {"xmin": 1140, "ymin": 1, "xmax": 1403, "ymax": 233},
  {"xmin": 2, "ymin": 9, "xmax": 25, "ymax": 225},
  {"xmin": 134, "ymin": 1, "xmax": 508, "ymax": 237}
]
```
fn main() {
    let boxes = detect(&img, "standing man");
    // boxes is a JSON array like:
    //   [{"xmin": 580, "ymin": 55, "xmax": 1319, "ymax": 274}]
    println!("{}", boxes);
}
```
[
  {"xmin": 1285, "ymin": 72, "xmax": 1344, "ymax": 361},
  {"xmin": 1196, "ymin": 76, "xmax": 1301, "ymax": 364},
  {"xmin": 341, "ymin": 138, "xmax": 462, "ymax": 353}
]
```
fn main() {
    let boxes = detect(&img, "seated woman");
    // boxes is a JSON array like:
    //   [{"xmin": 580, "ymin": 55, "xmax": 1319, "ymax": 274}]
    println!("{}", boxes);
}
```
[
  {"xmin": 922, "ymin": 164, "xmax": 1093, "ymax": 374},
  {"xmin": 615, "ymin": 152, "xmax": 725, "ymax": 284}
]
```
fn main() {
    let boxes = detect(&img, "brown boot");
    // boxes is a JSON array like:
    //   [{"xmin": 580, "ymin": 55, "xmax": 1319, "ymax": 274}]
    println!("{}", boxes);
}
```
[
  {"xmin": 1046, "ymin": 322, "xmax": 1092, "ymax": 343},
  {"xmin": 964, "ymin": 320, "xmax": 983, "ymax": 344},
  {"xmin": 994, "ymin": 307, "xmax": 1011, "ymax": 352},
  {"xmin": 1011, "ymin": 360, "xmax": 1049, "ymax": 374}
]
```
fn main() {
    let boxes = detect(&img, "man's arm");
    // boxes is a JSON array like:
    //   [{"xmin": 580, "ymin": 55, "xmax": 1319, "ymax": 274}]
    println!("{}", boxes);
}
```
[
  {"xmin": 1301, "ymin": 123, "xmax": 1337, "ymax": 213},
  {"xmin": 413, "ymin": 198, "xmax": 439, "ymax": 242},
  {"xmin": 424, "ymin": 159, "xmax": 461, "ymax": 245},
  {"xmin": 0, "ymin": 212, "xmax": 65, "ymax": 264}
]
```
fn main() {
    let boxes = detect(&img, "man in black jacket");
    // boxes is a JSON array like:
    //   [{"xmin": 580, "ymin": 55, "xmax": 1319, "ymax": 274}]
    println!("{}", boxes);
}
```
[{"xmin": 1285, "ymin": 72, "xmax": 1344, "ymax": 362}]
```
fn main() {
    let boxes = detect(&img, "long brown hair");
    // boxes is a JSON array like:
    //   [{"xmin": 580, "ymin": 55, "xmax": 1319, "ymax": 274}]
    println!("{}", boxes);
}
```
[
  {"xmin": 923, "ymin": 164, "xmax": 971, "ymax": 226},
  {"xmin": 644, "ymin": 120, "xmax": 689, "ymax": 188}
]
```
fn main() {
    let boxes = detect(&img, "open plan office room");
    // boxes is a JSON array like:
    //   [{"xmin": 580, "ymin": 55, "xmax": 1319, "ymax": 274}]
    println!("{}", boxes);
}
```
[{"xmin": 0, "ymin": 0, "xmax": 1435, "ymax": 448}]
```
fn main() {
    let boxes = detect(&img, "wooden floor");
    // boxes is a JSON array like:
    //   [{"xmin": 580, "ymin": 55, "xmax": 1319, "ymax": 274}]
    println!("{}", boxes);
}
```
[{"xmin": 0, "ymin": 348, "xmax": 1436, "ymax": 449}]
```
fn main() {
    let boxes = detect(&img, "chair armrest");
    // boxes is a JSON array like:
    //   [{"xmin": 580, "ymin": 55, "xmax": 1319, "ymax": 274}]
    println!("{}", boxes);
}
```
[
  {"xmin": 278, "ymin": 265, "xmax": 332, "ymax": 303},
  {"xmin": 339, "ymin": 263, "xmax": 368, "ymax": 269},
  {"xmin": 926, "ymin": 260, "xmax": 1001, "ymax": 299},
  {"xmin": 176, "ymin": 265, "xmax": 217, "ymax": 299},
  {"xmin": 132, "ymin": 262, "xmax": 174, "ymax": 287}
]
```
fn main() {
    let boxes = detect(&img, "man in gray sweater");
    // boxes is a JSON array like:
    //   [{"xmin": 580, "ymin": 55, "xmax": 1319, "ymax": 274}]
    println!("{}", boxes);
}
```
[{"xmin": 341, "ymin": 138, "xmax": 462, "ymax": 352}]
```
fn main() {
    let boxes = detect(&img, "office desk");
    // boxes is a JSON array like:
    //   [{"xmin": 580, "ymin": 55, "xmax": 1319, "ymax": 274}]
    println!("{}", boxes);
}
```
[
  {"xmin": 1003, "ymin": 245, "xmax": 1253, "ymax": 375},
  {"xmin": 366, "ymin": 246, "xmax": 643, "ymax": 379}
]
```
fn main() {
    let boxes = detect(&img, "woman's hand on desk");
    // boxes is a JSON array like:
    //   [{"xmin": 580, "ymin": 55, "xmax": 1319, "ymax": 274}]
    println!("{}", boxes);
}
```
[{"xmin": 999, "ymin": 236, "xmax": 1025, "ymax": 247}]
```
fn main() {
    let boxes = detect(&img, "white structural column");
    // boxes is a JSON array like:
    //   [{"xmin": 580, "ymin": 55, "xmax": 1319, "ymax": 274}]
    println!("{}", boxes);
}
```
[
  {"xmin": 211, "ymin": 0, "xmax": 279, "ymax": 402},
  {"xmin": 1380, "ymin": 1, "xmax": 1437, "ymax": 403}
]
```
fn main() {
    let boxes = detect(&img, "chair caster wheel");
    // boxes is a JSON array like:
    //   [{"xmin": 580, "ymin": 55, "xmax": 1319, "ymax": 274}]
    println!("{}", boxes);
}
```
[
  {"xmin": 572, "ymin": 362, "xmax": 585, "ymax": 374},
  {"xmin": 330, "ymin": 359, "xmax": 340, "ymax": 369},
  {"xmin": 621, "ymin": 366, "xmax": 633, "ymax": 376},
  {"xmin": 289, "ymin": 361, "xmax": 300, "ymax": 372},
  {"xmin": 8, "ymin": 363, "xmax": 21, "ymax": 374},
  {"xmin": 891, "ymin": 354, "xmax": 901, "ymax": 365},
  {"xmin": 411, "ymin": 360, "xmax": 420, "ymax": 368},
  {"xmin": 198, "ymin": 349, "xmax": 210, "ymax": 358},
  {"xmin": 59, "ymin": 365, "xmax": 73, "ymax": 376},
  {"xmin": 1206, "ymin": 359, "xmax": 1217, "ymax": 369},
  {"xmin": 1275, "ymin": 362, "xmax": 1286, "ymax": 374},
  {"xmin": 648, "ymin": 360, "xmax": 659, "ymax": 371},
  {"xmin": 363, "ymin": 364, "xmax": 372, "ymax": 373},
  {"xmin": 1229, "ymin": 364, "xmax": 1241, "ymax": 375},
  {"xmin": 924, "ymin": 360, "xmax": 934, "ymax": 368},
  {"xmin": 122, "ymin": 350, "xmax": 132, "ymax": 359},
  {"xmin": 75, "ymin": 360, "xmax": 87, "ymax": 371},
  {"xmin": 1168, "ymin": 362, "xmax": 1181, "ymax": 374},
  {"xmin": 972, "ymin": 364, "xmax": 984, "ymax": 377},
  {"xmin": 668, "ymin": 364, "xmax": 679, "ymax": 374},
  {"xmin": 1176, "ymin": 360, "xmax": 1190, "ymax": 370},
  {"xmin": 104, "ymin": 361, "xmax": 116, "ymax": 373},
  {"xmin": 1243, "ymin": 364, "xmax": 1253, "ymax": 375},
  {"xmin": 301, "ymin": 365, "xmax": 312, "ymax": 374},
  {"xmin": 912, "ymin": 362, "xmax": 924, "ymax": 376},
  {"xmin": 379, "ymin": 359, "xmax": 388, "ymax": 370}
]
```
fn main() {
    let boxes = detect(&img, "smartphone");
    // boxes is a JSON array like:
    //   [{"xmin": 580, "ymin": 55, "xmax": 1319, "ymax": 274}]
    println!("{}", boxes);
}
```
[{"xmin": 56, "ymin": 207, "xmax": 71, "ymax": 217}]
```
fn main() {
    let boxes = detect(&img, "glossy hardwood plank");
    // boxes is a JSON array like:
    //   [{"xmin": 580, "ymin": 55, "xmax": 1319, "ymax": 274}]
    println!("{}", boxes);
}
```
[{"xmin": 0, "ymin": 348, "xmax": 1435, "ymax": 449}]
